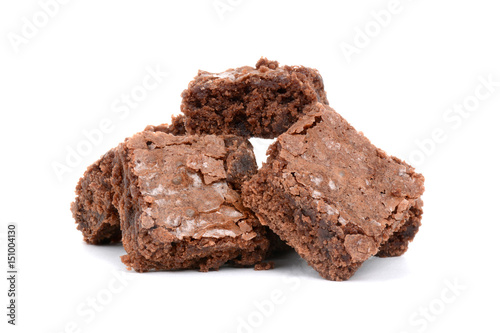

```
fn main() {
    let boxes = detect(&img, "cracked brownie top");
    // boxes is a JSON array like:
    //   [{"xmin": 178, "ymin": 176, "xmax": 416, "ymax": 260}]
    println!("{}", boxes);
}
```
[{"xmin": 124, "ymin": 130, "xmax": 260, "ymax": 241}]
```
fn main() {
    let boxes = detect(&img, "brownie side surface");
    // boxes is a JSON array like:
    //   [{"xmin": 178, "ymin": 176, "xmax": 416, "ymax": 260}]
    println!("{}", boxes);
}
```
[
  {"xmin": 180, "ymin": 58, "xmax": 329, "ymax": 138},
  {"xmin": 242, "ymin": 103, "xmax": 425, "ymax": 281},
  {"xmin": 71, "ymin": 149, "xmax": 121, "ymax": 244},
  {"xmin": 112, "ymin": 131, "xmax": 271, "ymax": 272}
]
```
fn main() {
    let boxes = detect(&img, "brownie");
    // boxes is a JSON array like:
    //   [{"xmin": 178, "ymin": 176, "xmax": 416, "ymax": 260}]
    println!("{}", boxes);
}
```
[
  {"xmin": 112, "ymin": 131, "xmax": 271, "ymax": 272},
  {"xmin": 71, "ymin": 148, "xmax": 121, "ymax": 245},
  {"xmin": 180, "ymin": 58, "xmax": 329, "ymax": 138},
  {"xmin": 242, "ymin": 103, "xmax": 425, "ymax": 281}
]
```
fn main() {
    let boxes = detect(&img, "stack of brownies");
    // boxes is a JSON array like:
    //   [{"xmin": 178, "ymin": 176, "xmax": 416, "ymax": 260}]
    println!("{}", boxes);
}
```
[{"xmin": 71, "ymin": 58, "xmax": 425, "ymax": 281}]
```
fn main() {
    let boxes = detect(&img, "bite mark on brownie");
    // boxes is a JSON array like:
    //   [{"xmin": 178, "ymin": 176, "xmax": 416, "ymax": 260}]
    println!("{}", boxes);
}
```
[{"xmin": 181, "ymin": 58, "xmax": 329, "ymax": 138}]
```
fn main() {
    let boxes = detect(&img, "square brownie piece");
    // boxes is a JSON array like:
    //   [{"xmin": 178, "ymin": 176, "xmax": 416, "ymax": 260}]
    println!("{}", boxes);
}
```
[
  {"xmin": 242, "ymin": 103, "xmax": 425, "ymax": 281},
  {"xmin": 180, "ymin": 58, "xmax": 329, "ymax": 138},
  {"xmin": 112, "ymin": 130, "xmax": 271, "ymax": 272}
]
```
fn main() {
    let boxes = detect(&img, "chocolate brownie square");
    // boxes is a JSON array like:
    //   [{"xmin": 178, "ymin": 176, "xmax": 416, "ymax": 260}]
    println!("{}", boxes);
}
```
[
  {"xmin": 242, "ymin": 103, "xmax": 425, "ymax": 281},
  {"xmin": 180, "ymin": 58, "xmax": 329, "ymax": 138},
  {"xmin": 112, "ymin": 130, "xmax": 271, "ymax": 272}
]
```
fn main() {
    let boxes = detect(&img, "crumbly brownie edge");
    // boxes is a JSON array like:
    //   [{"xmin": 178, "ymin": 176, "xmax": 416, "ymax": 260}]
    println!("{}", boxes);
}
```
[
  {"xmin": 376, "ymin": 199, "xmax": 423, "ymax": 257},
  {"xmin": 71, "ymin": 149, "xmax": 121, "ymax": 244},
  {"xmin": 145, "ymin": 114, "xmax": 186, "ymax": 136}
]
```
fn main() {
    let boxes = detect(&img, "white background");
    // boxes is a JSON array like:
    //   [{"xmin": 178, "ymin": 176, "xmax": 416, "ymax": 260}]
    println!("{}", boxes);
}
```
[{"xmin": 1, "ymin": 1, "xmax": 499, "ymax": 332}]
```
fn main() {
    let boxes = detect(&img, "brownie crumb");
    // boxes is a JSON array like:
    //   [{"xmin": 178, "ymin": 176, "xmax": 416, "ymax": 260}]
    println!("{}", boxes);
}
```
[
  {"xmin": 255, "ymin": 57, "xmax": 279, "ymax": 70},
  {"xmin": 144, "ymin": 114, "xmax": 186, "ymax": 136},
  {"xmin": 254, "ymin": 261, "xmax": 275, "ymax": 271}
]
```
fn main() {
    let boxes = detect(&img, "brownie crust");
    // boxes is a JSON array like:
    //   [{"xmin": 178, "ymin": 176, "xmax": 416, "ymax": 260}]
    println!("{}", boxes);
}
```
[
  {"xmin": 242, "ymin": 103, "xmax": 425, "ymax": 281},
  {"xmin": 180, "ymin": 58, "xmax": 329, "ymax": 138}
]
